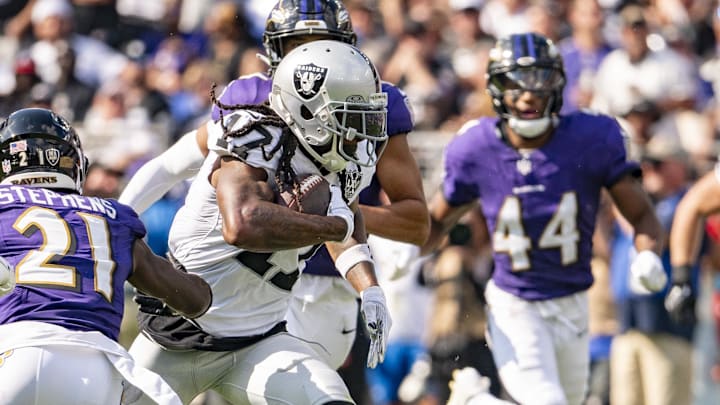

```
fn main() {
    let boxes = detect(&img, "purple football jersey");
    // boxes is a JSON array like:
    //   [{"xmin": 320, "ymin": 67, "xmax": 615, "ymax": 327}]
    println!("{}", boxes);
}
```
[
  {"xmin": 0, "ymin": 185, "xmax": 146, "ymax": 340},
  {"xmin": 443, "ymin": 112, "xmax": 639, "ymax": 300},
  {"xmin": 211, "ymin": 73, "xmax": 415, "ymax": 277}
]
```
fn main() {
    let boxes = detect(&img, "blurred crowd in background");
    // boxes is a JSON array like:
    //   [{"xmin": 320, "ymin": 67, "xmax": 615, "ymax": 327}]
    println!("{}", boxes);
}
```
[{"xmin": 2, "ymin": 0, "xmax": 720, "ymax": 404}]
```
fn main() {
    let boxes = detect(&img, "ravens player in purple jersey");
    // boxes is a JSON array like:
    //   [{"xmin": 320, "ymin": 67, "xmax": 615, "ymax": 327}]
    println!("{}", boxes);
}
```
[
  {"xmin": 424, "ymin": 33, "xmax": 666, "ymax": 405},
  {"xmin": 0, "ymin": 108, "xmax": 212, "ymax": 405},
  {"xmin": 119, "ymin": 0, "xmax": 427, "ymax": 375}
]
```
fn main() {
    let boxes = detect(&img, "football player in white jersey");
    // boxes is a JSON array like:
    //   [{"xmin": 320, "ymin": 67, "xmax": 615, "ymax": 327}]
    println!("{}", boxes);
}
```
[
  {"xmin": 119, "ymin": 0, "xmax": 428, "ymax": 376},
  {"xmin": 124, "ymin": 41, "xmax": 391, "ymax": 405}
]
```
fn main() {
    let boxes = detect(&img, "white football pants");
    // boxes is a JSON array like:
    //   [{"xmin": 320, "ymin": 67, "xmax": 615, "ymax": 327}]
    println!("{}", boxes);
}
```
[
  {"xmin": 126, "ymin": 331, "xmax": 353, "ymax": 405},
  {"xmin": 286, "ymin": 274, "xmax": 359, "ymax": 369},
  {"xmin": 485, "ymin": 280, "xmax": 590, "ymax": 405},
  {"xmin": 0, "ymin": 345, "xmax": 123, "ymax": 405}
]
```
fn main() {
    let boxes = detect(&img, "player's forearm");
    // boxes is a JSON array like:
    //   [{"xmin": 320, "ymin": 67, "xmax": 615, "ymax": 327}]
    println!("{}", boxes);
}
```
[
  {"xmin": 670, "ymin": 197, "xmax": 706, "ymax": 267},
  {"xmin": 129, "ymin": 240, "xmax": 211, "ymax": 318},
  {"xmin": 223, "ymin": 201, "xmax": 348, "ymax": 251},
  {"xmin": 630, "ymin": 210, "xmax": 665, "ymax": 256},
  {"xmin": 160, "ymin": 271, "xmax": 213, "ymax": 319},
  {"xmin": 345, "ymin": 262, "xmax": 380, "ymax": 293},
  {"xmin": 360, "ymin": 199, "xmax": 429, "ymax": 245}
]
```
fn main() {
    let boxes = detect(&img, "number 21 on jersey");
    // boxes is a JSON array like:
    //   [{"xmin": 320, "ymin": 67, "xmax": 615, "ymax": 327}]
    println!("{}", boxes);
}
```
[
  {"xmin": 12, "ymin": 206, "xmax": 116, "ymax": 301},
  {"xmin": 493, "ymin": 192, "xmax": 579, "ymax": 271}
]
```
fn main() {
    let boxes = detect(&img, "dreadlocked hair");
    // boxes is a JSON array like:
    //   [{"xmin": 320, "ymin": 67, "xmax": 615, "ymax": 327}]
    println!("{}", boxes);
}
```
[{"xmin": 210, "ymin": 83, "xmax": 307, "ymax": 211}]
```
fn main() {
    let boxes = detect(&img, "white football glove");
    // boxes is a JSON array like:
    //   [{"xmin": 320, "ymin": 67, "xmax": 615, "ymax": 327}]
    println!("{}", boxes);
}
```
[
  {"xmin": 447, "ymin": 367, "xmax": 492, "ymax": 405},
  {"xmin": 629, "ymin": 250, "xmax": 668, "ymax": 294},
  {"xmin": 360, "ymin": 285, "xmax": 391, "ymax": 368},
  {"xmin": 327, "ymin": 184, "xmax": 354, "ymax": 243},
  {"xmin": 0, "ymin": 256, "xmax": 16, "ymax": 297}
]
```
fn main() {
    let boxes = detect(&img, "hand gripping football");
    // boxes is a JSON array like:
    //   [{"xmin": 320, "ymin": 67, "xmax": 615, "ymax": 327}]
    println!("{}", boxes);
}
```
[{"xmin": 278, "ymin": 173, "xmax": 331, "ymax": 215}]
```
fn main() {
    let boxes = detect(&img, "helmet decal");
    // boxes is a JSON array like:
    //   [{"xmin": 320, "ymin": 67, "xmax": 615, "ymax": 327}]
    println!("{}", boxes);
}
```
[
  {"xmin": 45, "ymin": 148, "xmax": 60, "ymax": 166},
  {"xmin": 9, "ymin": 140, "xmax": 27, "ymax": 154},
  {"xmin": 293, "ymin": 63, "xmax": 328, "ymax": 99}
]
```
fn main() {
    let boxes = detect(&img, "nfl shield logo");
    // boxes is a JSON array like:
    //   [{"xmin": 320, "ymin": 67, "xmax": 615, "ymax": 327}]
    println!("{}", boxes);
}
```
[
  {"xmin": 293, "ymin": 64, "xmax": 328, "ymax": 100},
  {"xmin": 516, "ymin": 157, "xmax": 532, "ymax": 175},
  {"xmin": 45, "ymin": 148, "xmax": 60, "ymax": 166},
  {"xmin": 2, "ymin": 159, "xmax": 11, "ymax": 174}
]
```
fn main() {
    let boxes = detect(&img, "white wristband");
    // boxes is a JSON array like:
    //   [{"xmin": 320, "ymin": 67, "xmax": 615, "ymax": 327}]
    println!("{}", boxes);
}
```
[{"xmin": 335, "ymin": 243, "xmax": 374, "ymax": 279}]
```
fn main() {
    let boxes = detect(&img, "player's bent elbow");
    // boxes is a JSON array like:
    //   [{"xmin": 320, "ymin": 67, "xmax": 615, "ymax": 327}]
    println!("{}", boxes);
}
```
[
  {"xmin": 221, "ymin": 224, "xmax": 253, "ymax": 247},
  {"xmin": 220, "ymin": 203, "xmax": 261, "ymax": 247}
]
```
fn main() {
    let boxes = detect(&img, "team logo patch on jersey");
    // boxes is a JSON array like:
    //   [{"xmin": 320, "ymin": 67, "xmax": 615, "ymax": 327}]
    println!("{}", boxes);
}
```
[
  {"xmin": 294, "ymin": 64, "xmax": 327, "ymax": 100},
  {"xmin": 340, "ymin": 167, "xmax": 362, "ymax": 202},
  {"xmin": 45, "ymin": 148, "xmax": 60, "ymax": 166}
]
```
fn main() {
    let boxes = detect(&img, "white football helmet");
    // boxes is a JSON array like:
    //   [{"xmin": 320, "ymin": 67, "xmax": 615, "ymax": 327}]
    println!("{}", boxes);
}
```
[{"xmin": 269, "ymin": 40, "xmax": 388, "ymax": 172}]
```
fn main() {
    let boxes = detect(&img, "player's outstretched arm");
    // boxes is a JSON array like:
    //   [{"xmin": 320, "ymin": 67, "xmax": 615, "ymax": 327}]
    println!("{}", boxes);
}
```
[
  {"xmin": 670, "ymin": 170, "xmax": 720, "ymax": 268},
  {"xmin": 213, "ymin": 157, "xmax": 350, "ymax": 251},
  {"xmin": 326, "ymin": 201, "xmax": 391, "ymax": 369},
  {"xmin": 609, "ymin": 174, "xmax": 667, "ymax": 293},
  {"xmin": 128, "ymin": 239, "xmax": 212, "ymax": 319},
  {"xmin": 361, "ymin": 134, "xmax": 429, "ymax": 245},
  {"xmin": 118, "ymin": 125, "xmax": 210, "ymax": 214},
  {"xmin": 420, "ymin": 191, "xmax": 478, "ymax": 256}
]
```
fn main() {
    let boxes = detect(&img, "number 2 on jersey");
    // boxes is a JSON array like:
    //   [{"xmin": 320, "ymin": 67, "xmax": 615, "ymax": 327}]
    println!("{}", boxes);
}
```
[
  {"xmin": 12, "ymin": 206, "xmax": 116, "ymax": 301},
  {"xmin": 493, "ymin": 192, "xmax": 579, "ymax": 271}
]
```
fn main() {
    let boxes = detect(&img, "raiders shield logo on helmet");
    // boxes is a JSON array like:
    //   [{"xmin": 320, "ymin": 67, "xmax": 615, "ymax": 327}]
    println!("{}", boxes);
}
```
[{"xmin": 294, "ymin": 64, "xmax": 328, "ymax": 100}]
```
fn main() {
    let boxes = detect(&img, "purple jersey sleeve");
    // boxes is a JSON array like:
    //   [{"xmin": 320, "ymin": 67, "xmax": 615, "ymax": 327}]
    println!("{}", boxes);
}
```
[
  {"xmin": 382, "ymin": 82, "xmax": 414, "ymax": 136},
  {"xmin": 0, "ymin": 186, "xmax": 146, "ymax": 341},
  {"xmin": 211, "ymin": 73, "xmax": 273, "ymax": 121},
  {"xmin": 442, "ymin": 119, "xmax": 485, "ymax": 206}
]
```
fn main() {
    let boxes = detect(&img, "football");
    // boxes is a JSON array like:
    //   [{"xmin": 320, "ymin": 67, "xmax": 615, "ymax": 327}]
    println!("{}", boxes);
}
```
[{"xmin": 277, "ymin": 173, "xmax": 331, "ymax": 215}]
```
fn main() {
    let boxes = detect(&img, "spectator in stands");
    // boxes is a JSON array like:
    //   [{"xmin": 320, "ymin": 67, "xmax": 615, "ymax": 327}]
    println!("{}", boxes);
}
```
[
  {"xmin": 558, "ymin": 0, "xmax": 613, "ymax": 113},
  {"xmin": 591, "ymin": 4, "xmax": 698, "ymax": 117}
]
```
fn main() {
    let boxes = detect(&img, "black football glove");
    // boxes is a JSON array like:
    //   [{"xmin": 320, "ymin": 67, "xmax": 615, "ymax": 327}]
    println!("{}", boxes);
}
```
[{"xmin": 664, "ymin": 265, "xmax": 697, "ymax": 325}]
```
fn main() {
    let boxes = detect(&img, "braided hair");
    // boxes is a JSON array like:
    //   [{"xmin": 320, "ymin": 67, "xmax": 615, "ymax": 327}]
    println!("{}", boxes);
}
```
[{"xmin": 210, "ymin": 84, "xmax": 306, "ymax": 206}]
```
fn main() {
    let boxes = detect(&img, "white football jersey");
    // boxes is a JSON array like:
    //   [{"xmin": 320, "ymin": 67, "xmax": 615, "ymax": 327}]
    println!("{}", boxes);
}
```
[{"xmin": 168, "ymin": 109, "xmax": 374, "ymax": 337}]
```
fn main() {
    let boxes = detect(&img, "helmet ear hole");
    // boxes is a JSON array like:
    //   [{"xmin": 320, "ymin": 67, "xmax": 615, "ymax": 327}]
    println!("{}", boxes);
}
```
[{"xmin": 300, "ymin": 106, "xmax": 314, "ymax": 120}]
